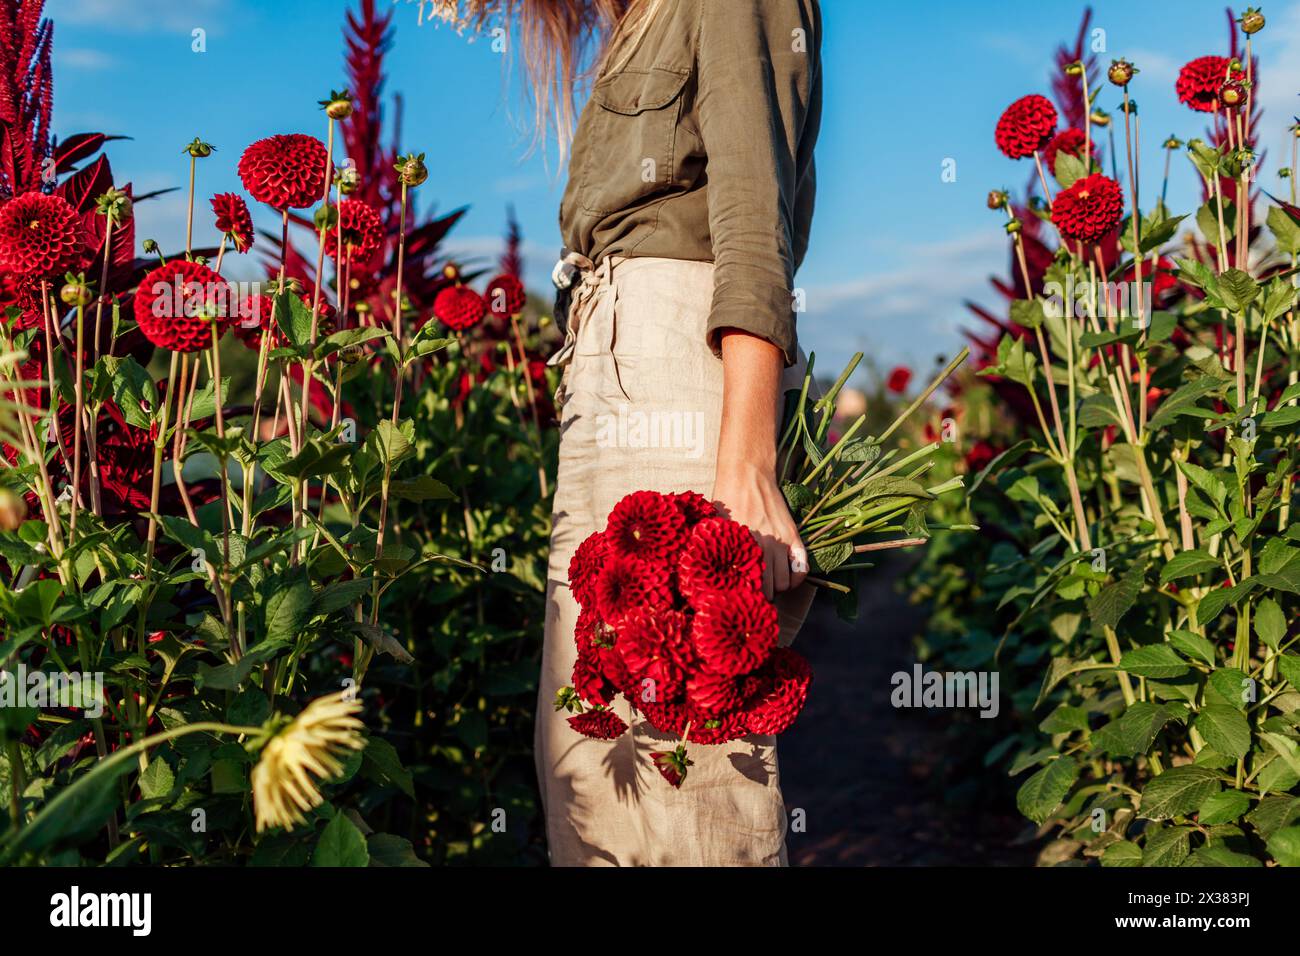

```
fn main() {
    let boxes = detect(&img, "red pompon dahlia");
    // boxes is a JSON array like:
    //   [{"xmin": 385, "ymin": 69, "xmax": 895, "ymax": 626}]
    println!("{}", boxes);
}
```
[
  {"xmin": 210, "ymin": 193, "xmax": 254, "ymax": 252},
  {"xmin": 742, "ymin": 647, "xmax": 812, "ymax": 735},
  {"xmin": 676, "ymin": 516, "xmax": 764, "ymax": 606},
  {"xmin": 0, "ymin": 192, "xmax": 86, "ymax": 277},
  {"xmin": 994, "ymin": 94, "xmax": 1058, "ymax": 160},
  {"xmin": 573, "ymin": 643, "xmax": 619, "ymax": 706},
  {"xmin": 639, "ymin": 699, "xmax": 687, "ymax": 735},
  {"xmin": 688, "ymin": 711, "xmax": 748, "ymax": 745},
  {"xmin": 691, "ymin": 587, "xmax": 778, "ymax": 678},
  {"xmin": 650, "ymin": 746, "xmax": 693, "ymax": 788},
  {"xmin": 484, "ymin": 273, "xmax": 526, "ymax": 318},
  {"xmin": 1175, "ymin": 56, "xmax": 1244, "ymax": 113},
  {"xmin": 668, "ymin": 490, "xmax": 716, "ymax": 526},
  {"xmin": 1050, "ymin": 173, "xmax": 1124, "ymax": 246},
  {"xmin": 237, "ymin": 134, "xmax": 329, "ymax": 209},
  {"xmin": 593, "ymin": 553, "xmax": 672, "ymax": 626},
  {"xmin": 685, "ymin": 667, "xmax": 743, "ymax": 717},
  {"xmin": 328, "ymin": 199, "xmax": 383, "ymax": 260},
  {"xmin": 617, "ymin": 606, "xmax": 693, "ymax": 701},
  {"xmin": 1043, "ymin": 128, "xmax": 1093, "ymax": 176},
  {"xmin": 605, "ymin": 490, "xmax": 687, "ymax": 563},
  {"xmin": 568, "ymin": 532, "xmax": 610, "ymax": 609},
  {"xmin": 567, "ymin": 709, "xmax": 629, "ymax": 740},
  {"xmin": 433, "ymin": 285, "xmax": 486, "ymax": 331},
  {"xmin": 231, "ymin": 293, "xmax": 281, "ymax": 352},
  {"xmin": 134, "ymin": 260, "xmax": 232, "ymax": 353}
]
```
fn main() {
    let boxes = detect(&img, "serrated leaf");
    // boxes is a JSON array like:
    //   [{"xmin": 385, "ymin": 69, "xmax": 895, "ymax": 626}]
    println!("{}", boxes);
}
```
[
  {"xmin": 1118, "ymin": 644, "xmax": 1189, "ymax": 679},
  {"xmin": 1197, "ymin": 789, "xmax": 1251, "ymax": 825},
  {"xmin": 1195, "ymin": 705, "xmax": 1251, "ymax": 759},
  {"xmin": 1139, "ymin": 765, "xmax": 1220, "ymax": 820},
  {"xmin": 1016, "ymin": 756, "xmax": 1078, "ymax": 824}
]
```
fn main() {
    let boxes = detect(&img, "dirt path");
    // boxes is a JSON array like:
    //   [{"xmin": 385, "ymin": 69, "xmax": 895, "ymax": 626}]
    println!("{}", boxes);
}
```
[{"xmin": 780, "ymin": 557, "xmax": 1033, "ymax": 866}]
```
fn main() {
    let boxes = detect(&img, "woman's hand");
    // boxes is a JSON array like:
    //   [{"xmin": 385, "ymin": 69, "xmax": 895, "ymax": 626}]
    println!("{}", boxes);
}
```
[
  {"xmin": 712, "ymin": 459, "xmax": 808, "ymax": 598},
  {"xmin": 711, "ymin": 329, "xmax": 808, "ymax": 599}
]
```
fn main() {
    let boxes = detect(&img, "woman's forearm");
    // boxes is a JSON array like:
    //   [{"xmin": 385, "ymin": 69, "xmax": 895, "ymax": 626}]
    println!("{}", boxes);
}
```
[{"xmin": 717, "ymin": 329, "xmax": 783, "ymax": 476}]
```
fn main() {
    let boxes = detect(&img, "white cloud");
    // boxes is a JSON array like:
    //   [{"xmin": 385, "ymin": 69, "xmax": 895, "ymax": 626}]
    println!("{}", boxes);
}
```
[
  {"xmin": 52, "ymin": 0, "xmax": 227, "ymax": 34},
  {"xmin": 53, "ymin": 47, "xmax": 115, "ymax": 70}
]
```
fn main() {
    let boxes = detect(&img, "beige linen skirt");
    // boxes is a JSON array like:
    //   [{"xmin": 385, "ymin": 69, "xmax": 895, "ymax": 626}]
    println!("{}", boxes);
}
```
[{"xmin": 535, "ymin": 255, "xmax": 814, "ymax": 866}]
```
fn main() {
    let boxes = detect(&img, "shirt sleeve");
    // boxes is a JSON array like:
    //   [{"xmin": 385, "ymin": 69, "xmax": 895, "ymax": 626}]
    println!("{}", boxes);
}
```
[{"xmin": 696, "ymin": 0, "xmax": 818, "ymax": 367}]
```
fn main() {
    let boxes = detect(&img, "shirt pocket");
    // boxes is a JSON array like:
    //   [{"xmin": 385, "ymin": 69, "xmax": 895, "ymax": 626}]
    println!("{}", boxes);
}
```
[{"xmin": 576, "ymin": 67, "xmax": 690, "ymax": 217}]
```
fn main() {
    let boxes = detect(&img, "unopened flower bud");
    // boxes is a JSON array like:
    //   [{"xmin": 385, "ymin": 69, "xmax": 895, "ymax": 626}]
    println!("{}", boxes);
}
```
[
  {"xmin": 987, "ymin": 189, "xmax": 1008, "ymax": 210},
  {"xmin": 95, "ymin": 187, "xmax": 132, "ymax": 223},
  {"xmin": 1090, "ymin": 109, "xmax": 1111, "ymax": 127},
  {"xmin": 183, "ymin": 137, "xmax": 214, "ymax": 158},
  {"xmin": 1163, "ymin": 134, "xmax": 1183, "ymax": 150},
  {"xmin": 395, "ymin": 152, "xmax": 428, "ymax": 188},
  {"xmin": 319, "ymin": 89, "xmax": 354, "ymax": 120},
  {"xmin": 1063, "ymin": 61, "xmax": 1084, "ymax": 77},
  {"xmin": 1108, "ymin": 59, "xmax": 1136, "ymax": 86},
  {"xmin": 1005, "ymin": 219, "xmax": 1022, "ymax": 235},
  {"xmin": 143, "ymin": 238, "xmax": 160, "ymax": 254},
  {"xmin": 335, "ymin": 165, "xmax": 360, "ymax": 195},
  {"xmin": 315, "ymin": 204, "xmax": 339, "ymax": 231},
  {"xmin": 1219, "ymin": 83, "xmax": 1245, "ymax": 107},
  {"xmin": 60, "ymin": 277, "xmax": 93, "ymax": 307},
  {"xmin": 1239, "ymin": 7, "xmax": 1264, "ymax": 33}
]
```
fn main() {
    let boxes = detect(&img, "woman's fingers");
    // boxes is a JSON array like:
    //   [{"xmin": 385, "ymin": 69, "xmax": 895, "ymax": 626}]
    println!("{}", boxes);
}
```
[
  {"xmin": 761, "ymin": 544, "xmax": 775, "ymax": 600},
  {"xmin": 789, "ymin": 537, "xmax": 809, "ymax": 590},
  {"xmin": 771, "ymin": 539, "xmax": 791, "ymax": 594}
]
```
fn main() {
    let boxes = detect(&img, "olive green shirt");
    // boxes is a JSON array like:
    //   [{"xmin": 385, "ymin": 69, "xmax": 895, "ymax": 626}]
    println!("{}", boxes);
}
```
[{"xmin": 559, "ymin": 0, "xmax": 822, "ymax": 366}]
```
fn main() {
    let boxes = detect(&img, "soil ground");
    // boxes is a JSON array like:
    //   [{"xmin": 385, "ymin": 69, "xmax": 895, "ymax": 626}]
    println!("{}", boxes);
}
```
[{"xmin": 781, "ymin": 557, "xmax": 1036, "ymax": 866}]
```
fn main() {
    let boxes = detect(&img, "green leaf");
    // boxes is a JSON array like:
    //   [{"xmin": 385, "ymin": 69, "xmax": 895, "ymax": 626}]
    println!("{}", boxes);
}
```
[
  {"xmin": 1267, "ymin": 204, "xmax": 1300, "ymax": 255},
  {"xmin": 1267, "ymin": 826, "xmax": 1300, "ymax": 866},
  {"xmin": 387, "ymin": 475, "xmax": 455, "ymax": 501},
  {"xmin": 262, "ymin": 566, "xmax": 313, "ymax": 645},
  {"xmin": 366, "ymin": 833, "xmax": 429, "ymax": 867},
  {"xmin": 1118, "ymin": 644, "xmax": 1189, "ymax": 679},
  {"xmin": 274, "ymin": 291, "xmax": 314, "ymax": 348},
  {"xmin": 102, "ymin": 355, "xmax": 157, "ymax": 429},
  {"xmin": 1089, "ymin": 564, "xmax": 1144, "ymax": 629},
  {"xmin": 1159, "ymin": 549, "xmax": 1219, "ymax": 584},
  {"xmin": 138, "ymin": 756, "xmax": 175, "ymax": 801},
  {"xmin": 1197, "ymin": 789, "xmax": 1252, "ymax": 825},
  {"xmin": 1009, "ymin": 297, "xmax": 1045, "ymax": 330},
  {"xmin": 368, "ymin": 419, "xmax": 411, "ymax": 467},
  {"xmin": 1016, "ymin": 756, "xmax": 1078, "ymax": 824},
  {"xmin": 1195, "ymin": 705, "xmax": 1251, "ymax": 760},
  {"xmin": 361, "ymin": 737, "xmax": 415, "ymax": 798},
  {"xmin": 1188, "ymin": 845, "xmax": 1262, "ymax": 867},
  {"xmin": 1166, "ymin": 629, "xmax": 1216, "ymax": 667},
  {"xmin": 1054, "ymin": 151, "xmax": 1087, "ymax": 189},
  {"xmin": 1142, "ymin": 826, "xmax": 1191, "ymax": 866},
  {"xmin": 1139, "ymin": 766, "xmax": 1220, "ymax": 820},
  {"xmin": 1255, "ymin": 598, "xmax": 1285, "ymax": 650},
  {"xmin": 1277, "ymin": 654, "xmax": 1300, "ymax": 691},
  {"xmin": 810, "ymin": 541, "xmax": 852, "ymax": 574},
  {"xmin": 310, "ymin": 812, "xmax": 369, "ymax": 867},
  {"xmin": 1217, "ymin": 268, "xmax": 1258, "ymax": 313},
  {"xmin": 1101, "ymin": 841, "xmax": 1143, "ymax": 867}
]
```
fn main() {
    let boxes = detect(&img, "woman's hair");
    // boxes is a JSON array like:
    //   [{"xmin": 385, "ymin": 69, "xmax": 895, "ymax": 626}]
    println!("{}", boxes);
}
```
[{"xmin": 435, "ymin": 0, "xmax": 664, "ymax": 161}]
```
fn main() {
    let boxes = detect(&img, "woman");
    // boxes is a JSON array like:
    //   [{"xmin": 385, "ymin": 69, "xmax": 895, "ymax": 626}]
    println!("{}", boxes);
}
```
[{"xmin": 450, "ymin": 0, "xmax": 822, "ymax": 865}]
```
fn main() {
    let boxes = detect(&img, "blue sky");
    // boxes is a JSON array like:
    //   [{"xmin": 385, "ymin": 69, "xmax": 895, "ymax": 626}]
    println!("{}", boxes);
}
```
[{"xmin": 45, "ymin": 0, "xmax": 1300, "ymax": 375}]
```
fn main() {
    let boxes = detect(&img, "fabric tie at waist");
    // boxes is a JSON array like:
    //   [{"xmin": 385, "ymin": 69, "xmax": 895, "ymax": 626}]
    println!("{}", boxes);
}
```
[{"xmin": 547, "ymin": 249, "xmax": 608, "ymax": 370}]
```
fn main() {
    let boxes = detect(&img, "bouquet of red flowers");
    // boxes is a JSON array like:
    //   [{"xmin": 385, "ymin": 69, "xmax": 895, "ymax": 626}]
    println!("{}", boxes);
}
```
[{"xmin": 556, "ymin": 489, "xmax": 813, "ymax": 788}]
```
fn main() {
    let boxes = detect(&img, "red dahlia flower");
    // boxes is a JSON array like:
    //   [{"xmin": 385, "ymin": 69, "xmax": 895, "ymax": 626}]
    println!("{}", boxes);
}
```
[
  {"xmin": 687, "ymin": 711, "xmax": 747, "ymax": 744},
  {"xmin": 1175, "ymin": 56, "xmax": 1244, "ymax": 113},
  {"xmin": 1043, "ymin": 127, "xmax": 1094, "ymax": 176},
  {"xmin": 327, "ymin": 199, "xmax": 383, "ymax": 260},
  {"xmin": 994, "ymin": 94, "xmax": 1058, "ymax": 160},
  {"xmin": 676, "ymin": 516, "xmax": 764, "ymax": 605},
  {"xmin": 210, "ymin": 193, "xmax": 254, "ymax": 252},
  {"xmin": 742, "ymin": 647, "xmax": 812, "ymax": 735},
  {"xmin": 886, "ymin": 365, "xmax": 912, "ymax": 394},
  {"xmin": 0, "ymin": 192, "xmax": 86, "ymax": 277},
  {"xmin": 1050, "ymin": 173, "xmax": 1123, "ymax": 246},
  {"xmin": 605, "ymin": 490, "xmax": 686, "ymax": 563},
  {"xmin": 685, "ymin": 667, "xmax": 743, "ymax": 717},
  {"xmin": 237, "ymin": 134, "xmax": 329, "ymax": 209},
  {"xmin": 668, "ymin": 490, "xmax": 716, "ymax": 526},
  {"xmin": 592, "ymin": 553, "xmax": 672, "ymax": 626},
  {"xmin": 650, "ymin": 746, "xmax": 693, "ymax": 788},
  {"xmin": 484, "ymin": 273, "xmax": 526, "ymax": 318},
  {"xmin": 567, "ymin": 709, "xmax": 628, "ymax": 740},
  {"xmin": 690, "ymin": 587, "xmax": 778, "ymax": 678},
  {"xmin": 568, "ymin": 532, "xmax": 610, "ymax": 609},
  {"xmin": 433, "ymin": 285, "xmax": 486, "ymax": 331},
  {"xmin": 134, "ymin": 260, "xmax": 232, "ymax": 353},
  {"xmin": 232, "ymin": 293, "xmax": 281, "ymax": 352},
  {"xmin": 617, "ymin": 606, "xmax": 693, "ymax": 701},
  {"xmin": 639, "ymin": 699, "xmax": 687, "ymax": 735},
  {"xmin": 573, "ymin": 637, "xmax": 618, "ymax": 706}
]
